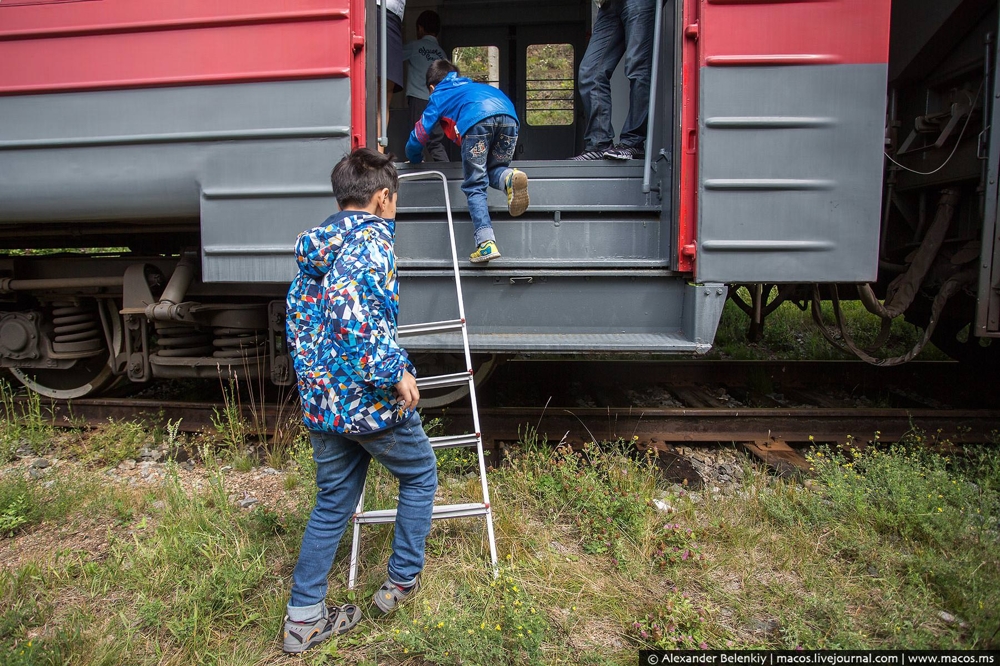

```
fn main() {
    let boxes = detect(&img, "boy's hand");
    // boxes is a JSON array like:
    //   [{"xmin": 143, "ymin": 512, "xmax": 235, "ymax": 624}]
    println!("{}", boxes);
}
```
[{"xmin": 394, "ymin": 371, "xmax": 419, "ymax": 410}]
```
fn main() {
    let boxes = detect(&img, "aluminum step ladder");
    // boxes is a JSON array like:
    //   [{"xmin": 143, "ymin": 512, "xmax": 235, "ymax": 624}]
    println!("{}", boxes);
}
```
[{"xmin": 347, "ymin": 170, "xmax": 499, "ymax": 589}]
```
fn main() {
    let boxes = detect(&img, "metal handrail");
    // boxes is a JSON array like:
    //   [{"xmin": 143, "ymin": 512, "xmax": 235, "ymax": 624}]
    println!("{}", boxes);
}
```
[
  {"xmin": 643, "ymin": 0, "xmax": 667, "ymax": 194},
  {"xmin": 379, "ymin": 0, "xmax": 388, "ymax": 148}
]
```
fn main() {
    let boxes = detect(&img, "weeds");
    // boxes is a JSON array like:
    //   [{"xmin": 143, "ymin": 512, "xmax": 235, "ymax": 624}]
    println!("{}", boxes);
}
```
[
  {"xmin": 514, "ymin": 437, "xmax": 658, "ymax": 565},
  {"xmin": 651, "ymin": 522, "xmax": 702, "ymax": 568},
  {"xmin": 390, "ymin": 564, "xmax": 549, "ymax": 664},
  {"xmin": 156, "ymin": 418, "xmax": 184, "ymax": 461},
  {"xmin": 211, "ymin": 377, "xmax": 250, "ymax": 456},
  {"xmin": 631, "ymin": 590, "xmax": 710, "ymax": 650},
  {"xmin": 0, "ymin": 379, "xmax": 53, "ymax": 462},
  {"xmin": 72, "ymin": 418, "xmax": 148, "ymax": 467},
  {"xmin": 209, "ymin": 375, "xmax": 305, "ymax": 471},
  {"xmin": 1, "ymin": 421, "xmax": 998, "ymax": 662},
  {"xmin": 740, "ymin": 439, "xmax": 1000, "ymax": 648},
  {"xmin": 0, "ymin": 494, "xmax": 29, "ymax": 537}
]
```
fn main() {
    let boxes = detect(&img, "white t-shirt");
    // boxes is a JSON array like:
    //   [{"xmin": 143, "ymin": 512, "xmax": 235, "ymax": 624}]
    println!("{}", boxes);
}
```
[
  {"xmin": 376, "ymin": 0, "xmax": 405, "ymax": 20},
  {"xmin": 402, "ymin": 35, "xmax": 448, "ymax": 100}
]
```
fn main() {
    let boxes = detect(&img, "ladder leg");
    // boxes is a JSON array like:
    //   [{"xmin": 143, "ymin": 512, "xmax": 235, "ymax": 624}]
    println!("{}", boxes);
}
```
[
  {"xmin": 348, "ymin": 486, "xmax": 365, "ymax": 590},
  {"xmin": 476, "ymin": 439, "xmax": 499, "ymax": 576},
  {"xmin": 485, "ymin": 509, "xmax": 499, "ymax": 575}
]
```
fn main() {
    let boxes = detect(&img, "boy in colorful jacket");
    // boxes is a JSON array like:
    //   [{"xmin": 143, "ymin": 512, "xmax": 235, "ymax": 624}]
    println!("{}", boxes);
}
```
[
  {"xmin": 282, "ymin": 148, "xmax": 436, "ymax": 654},
  {"xmin": 405, "ymin": 59, "xmax": 529, "ymax": 262}
]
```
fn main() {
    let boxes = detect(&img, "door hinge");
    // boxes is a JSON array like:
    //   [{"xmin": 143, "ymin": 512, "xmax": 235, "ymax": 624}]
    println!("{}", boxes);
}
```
[{"xmin": 684, "ymin": 22, "xmax": 700, "ymax": 41}]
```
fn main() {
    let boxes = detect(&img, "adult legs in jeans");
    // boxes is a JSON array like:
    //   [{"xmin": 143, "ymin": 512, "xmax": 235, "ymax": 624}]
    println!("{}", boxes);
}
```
[
  {"xmin": 578, "ymin": 3, "xmax": 626, "ymax": 152},
  {"xmin": 461, "ymin": 116, "xmax": 519, "ymax": 246},
  {"xmin": 287, "ymin": 412, "xmax": 438, "ymax": 622},
  {"xmin": 408, "ymin": 96, "xmax": 450, "ymax": 162},
  {"xmin": 618, "ymin": 0, "xmax": 655, "ymax": 148},
  {"xmin": 577, "ymin": 0, "xmax": 656, "ymax": 150}
]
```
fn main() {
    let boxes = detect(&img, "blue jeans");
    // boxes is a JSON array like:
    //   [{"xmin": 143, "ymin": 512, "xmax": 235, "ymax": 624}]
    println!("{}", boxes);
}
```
[
  {"xmin": 286, "ymin": 411, "xmax": 437, "ymax": 621},
  {"xmin": 461, "ymin": 115, "xmax": 518, "ymax": 246},
  {"xmin": 577, "ymin": 0, "xmax": 656, "ymax": 151}
]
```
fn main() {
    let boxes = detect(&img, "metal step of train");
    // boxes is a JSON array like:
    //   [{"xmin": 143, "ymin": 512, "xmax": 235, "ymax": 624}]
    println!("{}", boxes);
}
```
[{"xmin": 199, "ymin": 158, "xmax": 726, "ymax": 354}]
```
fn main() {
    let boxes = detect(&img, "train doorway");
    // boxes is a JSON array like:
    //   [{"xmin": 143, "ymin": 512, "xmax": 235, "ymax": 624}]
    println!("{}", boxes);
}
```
[
  {"xmin": 373, "ymin": 0, "xmax": 676, "ymax": 183},
  {"xmin": 366, "ymin": 0, "xmax": 710, "ymax": 355}
]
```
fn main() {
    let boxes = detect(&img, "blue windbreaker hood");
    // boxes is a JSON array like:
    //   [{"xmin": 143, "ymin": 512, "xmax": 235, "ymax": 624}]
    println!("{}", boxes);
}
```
[{"xmin": 293, "ymin": 209, "xmax": 369, "ymax": 280}]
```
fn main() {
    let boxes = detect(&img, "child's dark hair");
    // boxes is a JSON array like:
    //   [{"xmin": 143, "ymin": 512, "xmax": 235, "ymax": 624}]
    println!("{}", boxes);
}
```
[
  {"xmin": 416, "ymin": 10, "xmax": 440, "ymax": 36},
  {"xmin": 426, "ymin": 59, "xmax": 459, "ymax": 90},
  {"xmin": 330, "ymin": 147, "xmax": 399, "ymax": 209}
]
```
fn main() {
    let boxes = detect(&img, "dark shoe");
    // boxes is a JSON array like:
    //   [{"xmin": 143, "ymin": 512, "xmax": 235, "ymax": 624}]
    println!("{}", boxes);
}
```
[
  {"xmin": 373, "ymin": 576, "xmax": 421, "ymax": 614},
  {"xmin": 570, "ymin": 149, "xmax": 607, "ymax": 161},
  {"xmin": 603, "ymin": 143, "xmax": 645, "ymax": 160},
  {"xmin": 282, "ymin": 604, "xmax": 362, "ymax": 654}
]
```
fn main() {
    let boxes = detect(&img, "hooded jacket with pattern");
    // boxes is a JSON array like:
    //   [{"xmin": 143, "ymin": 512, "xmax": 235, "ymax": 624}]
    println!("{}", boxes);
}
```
[
  {"xmin": 405, "ymin": 72, "xmax": 518, "ymax": 163},
  {"xmin": 286, "ymin": 210, "xmax": 415, "ymax": 434}
]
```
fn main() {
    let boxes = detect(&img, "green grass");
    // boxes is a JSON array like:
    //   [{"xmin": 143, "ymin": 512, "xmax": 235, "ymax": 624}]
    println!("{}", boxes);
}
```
[
  {"xmin": 0, "ymin": 380, "xmax": 56, "ymax": 463},
  {"xmin": 0, "ymin": 427, "xmax": 997, "ymax": 663},
  {"xmin": 711, "ymin": 287, "xmax": 950, "ymax": 361}
]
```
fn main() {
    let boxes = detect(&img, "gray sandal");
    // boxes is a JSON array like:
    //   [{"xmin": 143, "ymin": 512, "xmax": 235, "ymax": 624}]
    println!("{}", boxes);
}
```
[
  {"xmin": 373, "ymin": 576, "xmax": 421, "ymax": 614},
  {"xmin": 282, "ymin": 604, "xmax": 361, "ymax": 654}
]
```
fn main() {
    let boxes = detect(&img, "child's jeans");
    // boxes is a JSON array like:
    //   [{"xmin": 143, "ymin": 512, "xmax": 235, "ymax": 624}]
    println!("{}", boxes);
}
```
[
  {"xmin": 286, "ymin": 411, "xmax": 437, "ymax": 622},
  {"xmin": 460, "ymin": 114, "xmax": 519, "ymax": 246}
]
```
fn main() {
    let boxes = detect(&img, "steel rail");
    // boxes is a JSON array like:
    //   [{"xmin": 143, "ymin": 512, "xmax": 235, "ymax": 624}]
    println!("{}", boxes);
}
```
[{"xmin": 21, "ymin": 399, "xmax": 1000, "ymax": 451}]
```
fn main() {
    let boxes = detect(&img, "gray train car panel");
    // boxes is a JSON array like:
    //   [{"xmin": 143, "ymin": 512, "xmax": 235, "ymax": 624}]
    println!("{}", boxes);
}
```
[
  {"xmin": 691, "ymin": 0, "xmax": 891, "ymax": 285},
  {"xmin": 697, "ymin": 64, "xmax": 887, "ymax": 284}
]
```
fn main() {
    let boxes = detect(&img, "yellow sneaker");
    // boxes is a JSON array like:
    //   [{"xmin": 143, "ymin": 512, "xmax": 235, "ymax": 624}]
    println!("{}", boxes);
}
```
[
  {"xmin": 470, "ymin": 240, "xmax": 501, "ymax": 263},
  {"xmin": 505, "ymin": 169, "xmax": 529, "ymax": 217}
]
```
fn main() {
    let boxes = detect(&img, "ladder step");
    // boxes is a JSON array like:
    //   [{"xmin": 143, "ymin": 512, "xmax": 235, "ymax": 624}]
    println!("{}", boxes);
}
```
[
  {"xmin": 398, "ymin": 319, "xmax": 465, "ymax": 337},
  {"xmin": 354, "ymin": 502, "xmax": 489, "ymax": 525},
  {"xmin": 416, "ymin": 371, "xmax": 473, "ymax": 390},
  {"xmin": 429, "ymin": 433, "xmax": 481, "ymax": 449}
]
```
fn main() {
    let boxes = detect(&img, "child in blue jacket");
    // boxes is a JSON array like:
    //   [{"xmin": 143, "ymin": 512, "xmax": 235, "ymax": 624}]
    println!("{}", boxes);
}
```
[
  {"xmin": 282, "ymin": 148, "xmax": 436, "ymax": 654},
  {"xmin": 406, "ymin": 60, "xmax": 529, "ymax": 262}
]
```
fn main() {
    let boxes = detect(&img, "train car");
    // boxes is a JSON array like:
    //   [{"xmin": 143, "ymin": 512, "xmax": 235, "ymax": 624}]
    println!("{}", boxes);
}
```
[{"xmin": 0, "ymin": 0, "xmax": 993, "ymax": 399}]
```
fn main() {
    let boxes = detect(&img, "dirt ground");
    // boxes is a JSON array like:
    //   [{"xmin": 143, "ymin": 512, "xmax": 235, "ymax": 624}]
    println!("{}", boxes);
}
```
[{"xmin": 0, "ymin": 455, "xmax": 300, "ymax": 572}]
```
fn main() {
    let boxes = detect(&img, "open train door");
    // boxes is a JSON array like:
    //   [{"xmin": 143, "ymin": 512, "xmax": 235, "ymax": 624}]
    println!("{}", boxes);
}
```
[
  {"xmin": 979, "ymin": 11, "xmax": 1000, "ymax": 340},
  {"xmin": 682, "ymin": 0, "xmax": 892, "ymax": 283}
]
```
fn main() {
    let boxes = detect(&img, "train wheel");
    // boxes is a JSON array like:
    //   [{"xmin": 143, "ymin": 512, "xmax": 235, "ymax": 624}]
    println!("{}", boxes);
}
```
[
  {"xmin": 11, "ymin": 356, "xmax": 117, "ymax": 400},
  {"xmin": 9, "ymin": 299, "xmax": 123, "ymax": 399},
  {"xmin": 411, "ymin": 353, "xmax": 500, "ymax": 408}
]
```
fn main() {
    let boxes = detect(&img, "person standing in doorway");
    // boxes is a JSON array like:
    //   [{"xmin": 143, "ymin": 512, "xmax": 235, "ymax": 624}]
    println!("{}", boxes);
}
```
[
  {"xmin": 403, "ymin": 11, "xmax": 449, "ymax": 162},
  {"xmin": 571, "ymin": 0, "xmax": 656, "ymax": 161},
  {"xmin": 376, "ymin": 0, "xmax": 406, "ymax": 153}
]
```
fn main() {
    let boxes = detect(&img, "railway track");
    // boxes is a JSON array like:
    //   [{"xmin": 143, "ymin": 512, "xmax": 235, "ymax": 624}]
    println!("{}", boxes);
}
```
[
  {"xmin": 31, "ymin": 398, "xmax": 1000, "ymax": 447},
  {"xmin": 12, "ymin": 360, "xmax": 998, "ymax": 477}
]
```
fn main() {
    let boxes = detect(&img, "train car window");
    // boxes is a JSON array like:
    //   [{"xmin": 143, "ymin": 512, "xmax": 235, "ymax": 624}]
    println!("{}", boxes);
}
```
[
  {"xmin": 525, "ymin": 43, "xmax": 574, "ymax": 126},
  {"xmin": 451, "ymin": 46, "xmax": 500, "ymax": 88}
]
